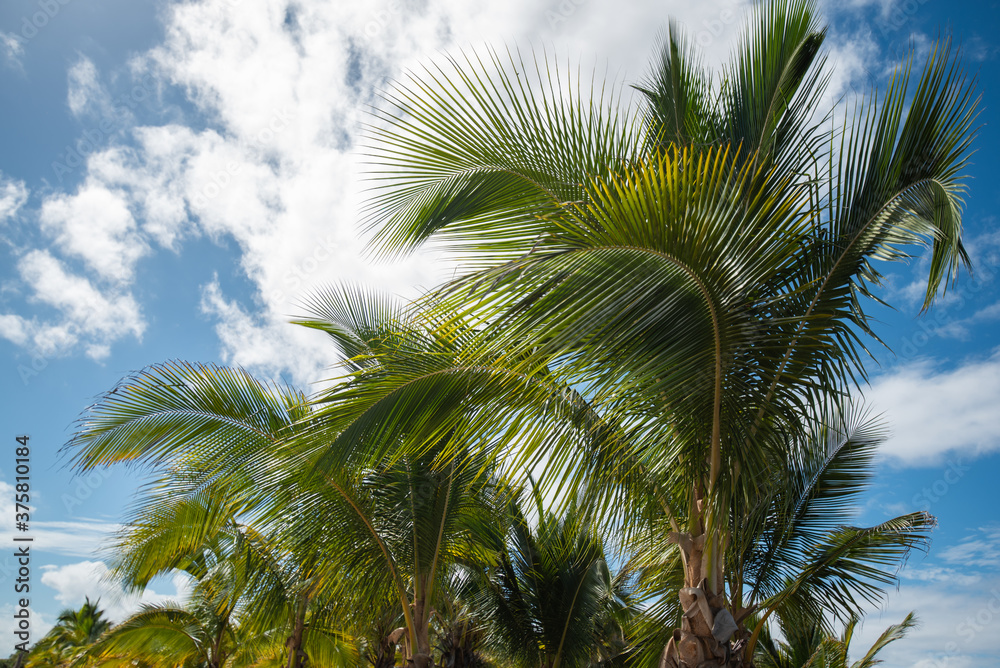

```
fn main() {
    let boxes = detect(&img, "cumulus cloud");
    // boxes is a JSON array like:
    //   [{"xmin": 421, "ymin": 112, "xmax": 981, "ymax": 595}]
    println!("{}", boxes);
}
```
[
  {"xmin": 866, "ymin": 350, "xmax": 1000, "ymax": 466},
  {"xmin": 39, "ymin": 184, "xmax": 148, "ymax": 282},
  {"xmin": 40, "ymin": 560, "xmax": 190, "ymax": 623},
  {"xmin": 64, "ymin": 0, "xmax": 759, "ymax": 384},
  {"xmin": 1, "ymin": 250, "xmax": 145, "ymax": 359},
  {"xmin": 67, "ymin": 56, "xmax": 105, "ymax": 117},
  {"xmin": 3, "ymin": 0, "xmax": 898, "ymax": 382},
  {"xmin": 0, "ymin": 604, "xmax": 50, "ymax": 654}
]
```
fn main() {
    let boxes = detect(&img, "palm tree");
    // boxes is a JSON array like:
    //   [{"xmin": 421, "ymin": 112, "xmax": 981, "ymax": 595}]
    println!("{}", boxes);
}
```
[
  {"xmin": 755, "ymin": 609, "xmax": 916, "ymax": 668},
  {"xmin": 355, "ymin": 0, "xmax": 979, "ymax": 664},
  {"xmin": 469, "ymin": 492, "xmax": 634, "ymax": 668},
  {"xmin": 624, "ymin": 405, "xmax": 931, "ymax": 666},
  {"xmin": 67, "ymin": 289, "xmax": 516, "ymax": 668},
  {"xmin": 84, "ymin": 535, "xmax": 355, "ymax": 668},
  {"xmin": 289, "ymin": 286, "xmax": 514, "ymax": 668},
  {"xmin": 66, "ymin": 361, "xmax": 351, "ymax": 668},
  {"xmin": 86, "ymin": 571, "xmax": 240, "ymax": 668},
  {"xmin": 431, "ymin": 595, "xmax": 488, "ymax": 668},
  {"xmin": 290, "ymin": 290, "xmax": 937, "ymax": 667},
  {"xmin": 26, "ymin": 598, "xmax": 111, "ymax": 667}
]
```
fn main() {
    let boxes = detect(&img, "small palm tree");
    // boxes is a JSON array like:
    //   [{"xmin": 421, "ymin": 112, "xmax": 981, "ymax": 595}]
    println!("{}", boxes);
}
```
[
  {"xmin": 755, "ymin": 610, "xmax": 916, "ymax": 668},
  {"xmin": 87, "ymin": 576, "xmax": 239, "ymax": 668},
  {"xmin": 430, "ymin": 596, "xmax": 488, "ymax": 668},
  {"xmin": 469, "ymin": 491, "xmax": 634, "ymax": 668},
  {"xmin": 65, "ymin": 361, "xmax": 354, "ymax": 668},
  {"xmin": 26, "ymin": 598, "xmax": 111, "ymax": 667}
]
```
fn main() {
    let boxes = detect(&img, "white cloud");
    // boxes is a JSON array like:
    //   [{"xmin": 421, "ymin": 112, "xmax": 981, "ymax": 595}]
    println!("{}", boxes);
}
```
[
  {"xmin": 883, "ymin": 229, "xmax": 1000, "ymax": 318},
  {"xmin": 900, "ymin": 565, "xmax": 983, "ymax": 587},
  {"xmin": 970, "ymin": 300, "xmax": 1000, "ymax": 323},
  {"xmin": 0, "ymin": 479, "xmax": 120, "ymax": 559},
  {"xmin": 0, "ymin": 32, "xmax": 24, "ymax": 68},
  {"xmin": 199, "ymin": 278, "xmax": 334, "ymax": 384},
  {"xmin": 2, "ymin": 0, "xmax": 896, "ymax": 383},
  {"xmin": 0, "ymin": 314, "xmax": 30, "ymax": 346},
  {"xmin": 39, "ymin": 184, "xmax": 148, "ymax": 282},
  {"xmin": 0, "ymin": 604, "xmax": 50, "ymax": 654},
  {"xmin": 79, "ymin": 0, "xmax": 759, "ymax": 384},
  {"xmin": 67, "ymin": 56, "xmax": 104, "ymax": 117},
  {"xmin": 39, "ymin": 561, "xmax": 189, "ymax": 623},
  {"xmin": 848, "ymin": 573, "xmax": 1000, "ymax": 668},
  {"xmin": 0, "ymin": 173, "xmax": 28, "ymax": 222},
  {"xmin": 866, "ymin": 350, "xmax": 1000, "ymax": 466},
  {"xmin": 940, "ymin": 526, "xmax": 1000, "ymax": 570},
  {"xmin": 0, "ymin": 250, "xmax": 146, "ymax": 359}
]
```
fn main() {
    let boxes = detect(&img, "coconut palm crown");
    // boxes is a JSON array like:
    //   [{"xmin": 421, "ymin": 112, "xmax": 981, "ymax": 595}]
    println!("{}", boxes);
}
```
[{"xmin": 356, "ymin": 0, "xmax": 979, "ymax": 665}]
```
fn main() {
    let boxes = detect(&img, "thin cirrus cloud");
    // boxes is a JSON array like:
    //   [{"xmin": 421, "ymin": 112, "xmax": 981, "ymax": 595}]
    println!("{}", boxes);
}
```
[
  {"xmin": 939, "ymin": 526, "xmax": 1000, "ymax": 569},
  {"xmin": 0, "ymin": 480, "xmax": 120, "ymax": 560},
  {"xmin": 0, "ymin": 172, "xmax": 28, "ymax": 222}
]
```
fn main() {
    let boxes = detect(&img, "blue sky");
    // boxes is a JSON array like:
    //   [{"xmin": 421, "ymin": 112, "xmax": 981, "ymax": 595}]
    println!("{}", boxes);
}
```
[{"xmin": 0, "ymin": 1, "xmax": 997, "ymax": 666}]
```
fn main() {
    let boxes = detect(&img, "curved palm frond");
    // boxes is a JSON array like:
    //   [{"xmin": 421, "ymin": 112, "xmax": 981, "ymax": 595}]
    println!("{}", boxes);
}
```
[{"xmin": 364, "ymin": 45, "xmax": 639, "ymax": 263}]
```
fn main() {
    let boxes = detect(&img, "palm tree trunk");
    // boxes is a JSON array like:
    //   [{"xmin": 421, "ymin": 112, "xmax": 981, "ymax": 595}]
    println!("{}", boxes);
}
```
[
  {"xmin": 286, "ymin": 595, "xmax": 308, "ymax": 668},
  {"xmin": 661, "ymin": 493, "xmax": 740, "ymax": 667},
  {"xmin": 372, "ymin": 632, "xmax": 399, "ymax": 668},
  {"xmin": 411, "ymin": 595, "xmax": 433, "ymax": 668}
]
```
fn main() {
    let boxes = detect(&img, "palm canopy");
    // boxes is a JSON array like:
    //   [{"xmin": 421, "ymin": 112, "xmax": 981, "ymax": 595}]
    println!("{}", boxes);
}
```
[
  {"xmin": 467, "ymin": 489, "xmax": 634, "ymax": 668},
  {"xmin": 66, "ymin": 287, "xmax": 568, "ymax": 668},
  {"xmin": 26, "ymin": 597, "xmax": 111, "ymax": 667},
  {"xmin": 293, "ymin": 284, "xmax": 646, "ymax": 519},
  {"xmin": 62, "ymin": 2, "xmax": 978, "ymax": 664},
  {"xmin": 362, "ymin": 3, "xmax": 975, "ymax": 481},
  {"xmin": 755, "ymin": 609, "xmax": 917, "ymax": 668},
  {"xmin": 83, "ymin": 562, "xmax": 347, "ymax": 668},
  {"xmin": 64, "ymin": 362, "xmax": 358, "ymax": 668},
  {"xmin": 356, "ymin": 0, "xmax": 977, "ymax": 664}
]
